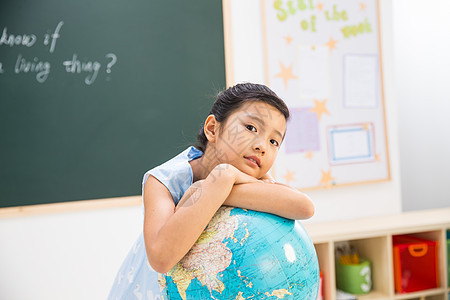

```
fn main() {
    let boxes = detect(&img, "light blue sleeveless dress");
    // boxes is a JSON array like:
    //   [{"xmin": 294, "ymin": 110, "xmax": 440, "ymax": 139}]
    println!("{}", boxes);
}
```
[{"xmin": 108, "ymin": 146, "xmax": 204, "ymax": 300}]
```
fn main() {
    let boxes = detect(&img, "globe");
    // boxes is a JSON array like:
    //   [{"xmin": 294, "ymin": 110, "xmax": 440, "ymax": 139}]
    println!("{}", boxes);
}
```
[{"xmin": 158, "ymin": 206, "xmax": 320, "ymax": 299}]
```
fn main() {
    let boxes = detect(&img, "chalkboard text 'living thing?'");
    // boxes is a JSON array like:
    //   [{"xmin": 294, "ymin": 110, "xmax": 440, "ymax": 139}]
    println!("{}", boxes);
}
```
[
  {"xmin": 15, "ymin": 54, "xmax": 51, "ymax": 83},
  {"xmin": 63, "ymin": 54, "xmax": 101, "ymax": 85}
]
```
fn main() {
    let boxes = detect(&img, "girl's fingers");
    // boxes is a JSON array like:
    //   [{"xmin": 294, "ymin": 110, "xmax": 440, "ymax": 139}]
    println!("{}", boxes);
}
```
[{"xmin": 261, "ymin": 179, "xmax": 276, "ymax": 184}]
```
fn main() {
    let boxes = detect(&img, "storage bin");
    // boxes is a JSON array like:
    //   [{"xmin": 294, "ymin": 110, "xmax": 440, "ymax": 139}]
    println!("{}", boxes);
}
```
[
  {"xmin": 336, "ymin": 259, "xmax": 372, "ymax": 295},
  {"xmin": 317, "ymin": 271, "xmax": 323, "ymax": 300},
  {"xmin": 393, "ymin": 235, "xmax": 439, "ymax": 293}
]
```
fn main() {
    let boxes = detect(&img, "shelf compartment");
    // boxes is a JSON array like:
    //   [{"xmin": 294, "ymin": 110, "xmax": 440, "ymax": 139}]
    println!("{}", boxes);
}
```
[
  {"xmin": 393, "ymin": 234, "xmax": 439, "ymax": 293},
  {"xmin": 335, "ymin": 236, "xmax": 392, "ymax": 299}
]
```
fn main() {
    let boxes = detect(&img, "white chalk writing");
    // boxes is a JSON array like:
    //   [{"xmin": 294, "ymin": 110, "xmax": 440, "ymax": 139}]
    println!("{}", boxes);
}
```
[
  {"xmin": 63, "ymin": 54, "xmax": 101, "ymax": 85},
  {"xmin": 14, "ymin": 54, "xmax": 50, "ymax": 83},
  {"xmin": 43, "ymin": 21, "xmax": 64, "ymax": 53},
  {"xmin": 0, "ymin": 27, "xmax": 37, "ymax": 47},
  {"xmin": 1, "ymin": 20, "xmax": 117, "ymax": 85}
]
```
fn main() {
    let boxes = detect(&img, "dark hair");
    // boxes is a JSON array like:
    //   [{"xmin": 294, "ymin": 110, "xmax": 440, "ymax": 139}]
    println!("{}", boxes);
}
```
[{"xmin": 194, "ymin": 83, "xmax": 290, "ymax": 153}]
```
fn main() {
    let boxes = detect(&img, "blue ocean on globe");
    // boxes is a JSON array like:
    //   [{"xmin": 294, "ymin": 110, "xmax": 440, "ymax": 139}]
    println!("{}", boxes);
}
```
[{"xmin": 158, "ymin": 206, "xmax": 319, "ymax": 299}]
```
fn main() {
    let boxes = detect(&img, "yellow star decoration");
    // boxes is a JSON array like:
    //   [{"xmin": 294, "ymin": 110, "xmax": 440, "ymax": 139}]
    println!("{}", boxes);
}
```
[
  {"xmin": 319, "ymin": 169, "xmax": 335, "ymax": 188},
  {"xmin": 363, "ymin": 123, "xmax": 370, "ymax": 130},
  {"xmin": 305, "ymin": 151, "xmax": 314, "ymax": 160},
  {"xmin": 375, "ymin": 153, "xmax": 380, "ymax": 161},
  {"xmin": 309, "ymin": 99, "xmax": 330, "ymax": 120},
  {"xmin": 360, "ymin": 3, "xmax": 366, "ymax": 11},
  {"xmin": 325, "ymin": 36, "xmax": 338, "ymax": 51},
  {"xmin": 274, "ymin": 61, "xmax": 297, "ymax": 89},
  {"xmin": 316, "ymin": 2, "xmax": 324, "ymax": 11},
  {"xmin": 284, "ymin": 35, "xmax": 293, "ymax": 44},
  {"xmin": 283, "ymin": 169, "xmax": 295, "ymax": 184}
]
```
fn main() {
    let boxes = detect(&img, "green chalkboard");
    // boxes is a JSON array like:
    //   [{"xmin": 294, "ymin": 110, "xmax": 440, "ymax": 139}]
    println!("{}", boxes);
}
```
[{"xmin": 0, "ymin": 0, "xmax": 226, "ymax": 208}]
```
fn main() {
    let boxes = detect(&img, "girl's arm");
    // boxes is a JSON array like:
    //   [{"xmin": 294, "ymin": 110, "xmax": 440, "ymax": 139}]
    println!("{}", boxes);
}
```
[
  {"xmin": 143, "ymin": 164, "xmax": 257, "ymax": 274},
  {"xmin": 222, "ymin": 181, "xmax": 314, "ymax": 220}
]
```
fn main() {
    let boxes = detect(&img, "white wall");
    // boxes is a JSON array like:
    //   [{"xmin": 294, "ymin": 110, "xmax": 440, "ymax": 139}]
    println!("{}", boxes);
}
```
[
  {"xmin": 0, "ymin": 205, "xmax": 142, "ymax": 300},
  {"xmin": 4, "ymin": 0, "xmax": 449, "ymax": 299},
  {"xmin": 393, "ymin": 0, "xmax": 450, "ymax": 211}
]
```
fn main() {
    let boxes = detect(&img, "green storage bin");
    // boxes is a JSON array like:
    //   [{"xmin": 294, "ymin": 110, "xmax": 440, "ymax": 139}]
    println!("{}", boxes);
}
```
[{"xmin": 336, "ymin": 259, "xmax": 372, "ymax": 295}]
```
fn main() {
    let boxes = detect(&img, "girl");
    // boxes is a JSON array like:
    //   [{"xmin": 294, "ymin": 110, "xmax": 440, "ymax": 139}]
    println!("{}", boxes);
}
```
[{"xmin": 108, "ymin": 83, "xmax": 314, "ymax": 300}]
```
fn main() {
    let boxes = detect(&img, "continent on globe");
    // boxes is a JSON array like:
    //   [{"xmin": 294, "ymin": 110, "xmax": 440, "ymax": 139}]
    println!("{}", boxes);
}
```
[
  {"xmin": 265, "ymin": 288, "xmax": 293, "ymax": 298},
  {"xmin": 159, "ymin": 206, "xmax": 319, "ymax": 300}
]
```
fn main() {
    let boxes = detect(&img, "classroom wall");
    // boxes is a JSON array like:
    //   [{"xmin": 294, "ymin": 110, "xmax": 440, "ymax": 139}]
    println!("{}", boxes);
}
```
[
  {"xmin": 0, "ymin": 206, "xmax": 142, "ymax": 300},
  {"xmin": 393, "ymin": 0, "xmax": 450, "ymax": 211},
  {"xmin": 2, "ymin": 0, "xmax": 447, "ymax": 299}
]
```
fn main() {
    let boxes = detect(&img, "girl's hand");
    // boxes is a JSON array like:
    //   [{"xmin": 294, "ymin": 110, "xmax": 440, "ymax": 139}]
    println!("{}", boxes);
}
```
[
  {"xmin": 213, "ymin": 163, "xmax": 262, "ymax": 185},
  {"xmin": 259, "ymin": 173, "xmax": 276, "ymax": 184}
]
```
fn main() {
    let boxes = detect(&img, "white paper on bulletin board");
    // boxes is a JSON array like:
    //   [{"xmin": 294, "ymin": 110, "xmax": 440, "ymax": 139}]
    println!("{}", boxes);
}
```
[{"xmin": 261, "ymin": 0, "xmax": 390, "ymax": 189}]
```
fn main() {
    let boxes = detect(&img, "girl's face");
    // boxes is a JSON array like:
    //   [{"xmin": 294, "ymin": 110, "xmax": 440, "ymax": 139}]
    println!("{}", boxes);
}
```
[{"xmin": 214, "ymin": 101, "xmax": 287, "ymax": 179}]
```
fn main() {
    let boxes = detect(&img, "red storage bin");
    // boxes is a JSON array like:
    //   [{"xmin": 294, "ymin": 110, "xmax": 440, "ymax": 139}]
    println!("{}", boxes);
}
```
[
  {"xmin": 317, "ymin": 271, "xmax": 323, "ymax": 300},
  {"xmin": 393, "ymin": 235, "xmax": 439, "ymax": 293}
]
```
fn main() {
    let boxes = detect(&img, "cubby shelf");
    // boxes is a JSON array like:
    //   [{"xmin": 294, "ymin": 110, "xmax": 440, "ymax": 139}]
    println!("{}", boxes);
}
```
[{"xmin": 303, "ymin": 207, "xmax": 450, "ymax": 300}]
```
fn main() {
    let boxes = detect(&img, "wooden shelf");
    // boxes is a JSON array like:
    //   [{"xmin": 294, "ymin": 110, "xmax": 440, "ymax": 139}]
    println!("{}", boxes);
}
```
[
  {"xmin": 303, "ymin": 208, "xmax": 450, "ymax": 300},
  {"xmin": 358, "ymin": 291, "xmax": 391, "ymax": 300},
  {"xmin": 393, "ymin": 288, "xmax": 446, "ymax": 299}
]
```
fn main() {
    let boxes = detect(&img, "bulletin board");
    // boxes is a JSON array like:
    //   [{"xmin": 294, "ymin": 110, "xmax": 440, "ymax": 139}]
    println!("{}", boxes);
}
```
[{"xmin": 261, "ymin": 0, "xmax": 390, "ymax": 189}]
